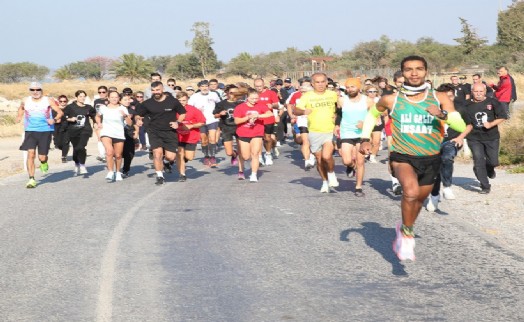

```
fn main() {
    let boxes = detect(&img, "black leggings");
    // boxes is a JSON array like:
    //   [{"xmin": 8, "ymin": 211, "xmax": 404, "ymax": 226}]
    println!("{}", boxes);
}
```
[
  {"xmin": 70, "ymin": 133, "xmax": 90, "ymax": 164},
  {"xmin": 122, "ymin": 135, "xmax": 136, "ymax": 173}
]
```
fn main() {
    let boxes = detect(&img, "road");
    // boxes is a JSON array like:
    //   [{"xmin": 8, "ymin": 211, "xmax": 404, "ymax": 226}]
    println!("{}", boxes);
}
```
[{"xmin": 0, "ymin": 143, "xmax": 523, "ymax": 321}]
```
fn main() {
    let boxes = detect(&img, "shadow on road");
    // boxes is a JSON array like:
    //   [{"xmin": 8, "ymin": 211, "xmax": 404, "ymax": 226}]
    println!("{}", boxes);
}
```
[{"xmin": 340, "ymin": 222, "xmax": 407, "ymax": 276}]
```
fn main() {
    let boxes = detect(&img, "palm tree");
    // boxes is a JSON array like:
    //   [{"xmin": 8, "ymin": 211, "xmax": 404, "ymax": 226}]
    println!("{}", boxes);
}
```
[{"xmin": 113, "ymin": 53, "xmax": 153, "ymax": 82}]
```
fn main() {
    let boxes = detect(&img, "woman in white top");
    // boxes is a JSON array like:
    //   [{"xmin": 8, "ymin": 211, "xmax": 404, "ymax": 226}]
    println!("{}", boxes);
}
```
[{"xmin": 95, "ymin": 91, "xmax": 132, "ymax": 182}]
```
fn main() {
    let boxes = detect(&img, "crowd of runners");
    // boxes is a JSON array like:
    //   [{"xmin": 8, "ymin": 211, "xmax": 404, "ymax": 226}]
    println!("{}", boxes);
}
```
[{"xmin": 16, "ymin": 56, "xmax": 516, "ymax": 261}]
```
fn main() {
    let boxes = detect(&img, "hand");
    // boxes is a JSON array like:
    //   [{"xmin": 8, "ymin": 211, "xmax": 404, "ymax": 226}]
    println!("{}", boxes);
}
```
[
  {"xmin": 70, "ymin": 116, "xmax": 77, "ymax": 122},
  {"xmin": 425, "ymin": 105, "xmax": 442, "ymax": 117},
  {"xmin": 359, "ymin": 141, "xmax": 372, "ymax": 155},
  {"xmin": 483, "ymin": 121, "xmax": 493, "ymax": 129},
  {"xmin": 451, "ymin": 137, "xmax": 463, "ymax": 148},
  {"xmin": 47, "ymin": 119, "xmax": 55, "ymax": 125},
  {"xmin": 220, "ymin": 110, "xmax": 227, "ymax": 116},
  {"xmin": 333, "ymin": 126, "xmax": 340, "ymax": 138},
  {"xmin": 97, "ymin": 123, "xmax": 103, "ymax": 129},
  {"xmin": 356, "ymin": 121, "xmax": 363, "ymax": 129},
  {"xmin": 169, "ymin": 121, "xmax": 179, "ymax": 129}
]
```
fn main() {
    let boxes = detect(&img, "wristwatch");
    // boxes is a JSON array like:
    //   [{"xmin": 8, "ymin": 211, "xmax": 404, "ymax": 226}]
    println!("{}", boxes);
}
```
[{"xmin": 437, "ymin": 110, "xmax": 448, "ymax": 120}]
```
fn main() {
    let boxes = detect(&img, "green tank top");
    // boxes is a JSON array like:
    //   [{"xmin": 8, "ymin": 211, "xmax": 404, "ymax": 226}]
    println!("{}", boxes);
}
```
[{"xmin": 390, "ymin": 90, "xmax": 444, "ymax": 156}]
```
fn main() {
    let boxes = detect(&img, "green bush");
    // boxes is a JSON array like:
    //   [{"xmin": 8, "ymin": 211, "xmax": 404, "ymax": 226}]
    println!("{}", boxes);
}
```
[
  {"xmin": 0, "ymin": 114, "xmax": 16, "ymax": 126},
  {"xmin": 500, "ymin": 110, "xmax": 524, "ymax": 165}
]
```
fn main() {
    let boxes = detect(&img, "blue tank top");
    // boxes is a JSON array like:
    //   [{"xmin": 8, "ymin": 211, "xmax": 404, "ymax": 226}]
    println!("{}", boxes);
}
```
[{"xmin": 339, "ymin": 95, "xmax": 369, "ymax": 139}]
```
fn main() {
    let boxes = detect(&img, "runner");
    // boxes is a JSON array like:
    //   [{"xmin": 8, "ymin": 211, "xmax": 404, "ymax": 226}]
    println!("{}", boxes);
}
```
[
  {"xmin": 188, "ymin": 80, "xmax": 221, "ymax": 167},
  {"xmin": 137, "ymin": 81, "xmax": 186, "ymax": 185},
  {"xmin": 17, "ymin": 82, "xmax": 63, "ymax": 188},
  {"xmin": 213, "ymin": 84, "xmax": 246, "ymax": 179},
  {"xmin": 121, "ymin": 93, "xmax": 140, "ymax": 178},
  {"xmin": 54, "ymin": 94, "xmax": 70, "ymax": 163},
  {"xmin": 254, "ymin": 78, "xmax": 279, "ymax": 166},
  {"xmin": 359, "ymin": 55, "xmax": 466, "ymax": 260},
  {"xmin": 233, "ymin": 88, "xmax": 273, "ymax": 182},
  {"xmin": 335, "ymin": 78, "xmax": 374, "ymax": 197},
  {"xmin": 62, "ymin": 90, "xmax": 97, "ymax": 175},
  {"xmin": 175, "ymin": 91, "xmax": 206, "ymax": 182},
  {"xmin": 295, "ymin": 73, "xmax": 340, "ymax": 193},
  {"xmin": 95, "ymin": 91, "xmax": 133, "ymax": 182},
  {"xmin": 93, "ymin": 86, "xmax": 109, "ymax": 162}
]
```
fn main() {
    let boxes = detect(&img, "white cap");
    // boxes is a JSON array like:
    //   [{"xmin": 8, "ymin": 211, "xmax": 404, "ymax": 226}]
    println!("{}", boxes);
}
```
[{"xmin": 29, "ymin": 82, "xmax": 42, "ymax": 89}]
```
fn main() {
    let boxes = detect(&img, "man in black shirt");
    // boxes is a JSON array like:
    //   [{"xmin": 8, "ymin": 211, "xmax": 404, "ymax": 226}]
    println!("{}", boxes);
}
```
[
  {"xmin": 450, "ymin": 75, "xmax": 469, "ymax": 108},
  {"xmin": 137, "ymin": 81, "xmax": 186, "ymax": 185},
  {"xmin": 461, "ymin": 83, "xmax": 507, "ymax": 194}
]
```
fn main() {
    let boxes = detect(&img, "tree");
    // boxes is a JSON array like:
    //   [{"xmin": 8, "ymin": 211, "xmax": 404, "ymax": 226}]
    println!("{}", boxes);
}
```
[
  {"xmin": 308, "ymin": 45, "xmax": 332, "ymax": 57},
  {"xmin": 53, "ymin": 67, "xmax": 73, "ymax": 81},
  {"xmin": 454, "ymin": 17, "xmax": 488, "ymax": 55},
  {"xmin": 497, "ymin": 1, "xmax": 524, "ymax": 51},
  {"xmin": 84, "ymin": 56, "xmax": 114, "ymax": 80},
  {"xmin": 186, "ymin": 22, "xmax": 219, "ymax": 78},
  {"xmin": 349, "ymin": 35, "xmax": 393, "ymax": 70},
  {"xmin": 165, "ymin": 53, "xmax": 202, "ymax": 80},
  {"xmin": 226, "ymin": 52, "xmax": 257, "ymax": 79},
  {"xmin": 0, "ymin": 62, "xmax": 49, "ymax": 83},
  {"xmin": 147, "ymin": 56, "xmax": 174, "ymax": 74},
  {"xmin": 112, "ymin": 53, "xmax": 153, "ymax": 82}
]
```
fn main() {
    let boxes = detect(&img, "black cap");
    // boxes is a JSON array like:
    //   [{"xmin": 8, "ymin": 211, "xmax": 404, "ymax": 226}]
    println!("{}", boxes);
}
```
[
  {"xmin": 275, "ymin": 79, "xmax": 283, "ymax": 86},
  {"xmin": 122, "ymin": 87, "xmax": 133, "ymax": 94},
  {"xmin": 284, "ymin": 78, "xmax": 292, "ymax": 83}
]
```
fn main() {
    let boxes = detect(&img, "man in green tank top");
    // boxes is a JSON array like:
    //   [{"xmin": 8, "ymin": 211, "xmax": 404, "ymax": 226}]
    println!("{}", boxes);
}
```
[{"xmin": 359, "ymin": 55, "xmax": 466, "ymax": 261}]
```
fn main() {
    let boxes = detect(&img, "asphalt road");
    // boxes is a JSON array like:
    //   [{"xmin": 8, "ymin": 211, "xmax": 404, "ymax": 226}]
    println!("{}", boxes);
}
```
[{"xmin": 0, "ymin": 142, "xmax": 523, "ymax": 322}]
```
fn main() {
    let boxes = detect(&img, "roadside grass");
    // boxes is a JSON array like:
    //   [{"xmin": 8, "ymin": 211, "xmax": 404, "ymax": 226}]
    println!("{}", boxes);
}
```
[{"xmin": 0, "ymin": 113, "xmax": 22, "ymax": 137}]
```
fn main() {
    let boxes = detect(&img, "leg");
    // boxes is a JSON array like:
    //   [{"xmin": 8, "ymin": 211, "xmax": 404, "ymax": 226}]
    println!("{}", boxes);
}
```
[
  {"xmin": 101, "ymin": 137, "xmax": 115, "ymax": 172},
  {"xmin": 26, "ymin": 149, "xmax": 36, "ymax": 177},
  {"xmin": 354, "ymin": 144, "xmax": 365, "ymax": 189},
  {"xmin": 177, "ymin": 146, "xmax": 186, "ymax": 175},
  {"xmin": 468, "ymin": 140, "xmax": 490, "ymax": 190},
  {"xmin": 152, "ymin": 147, "xmax": 165, "ymax": 172},
  {"xmin": 113, "ymin": 142, "xmax": 124, "ymax": 173},
  {"xmin": 250, "ymin": 138, "xmax": 263, "ymax": 176}
]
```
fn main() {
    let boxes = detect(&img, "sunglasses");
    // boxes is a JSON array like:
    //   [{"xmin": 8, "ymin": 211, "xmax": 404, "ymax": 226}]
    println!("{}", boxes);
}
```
[
  {"xmin": 135, "ymin": 95, "xmax": 144, "ymax": 98},
  {"xmin": 367, "ymin": 90, "xmax": 378, "ymax": 93},
  {"xmin": 30, "ymin": 89, "xmax": 42, "ymax": 92},
  {"xmin": 98, "ymin": 91, "xmax": 107, "ymax": 94},
  {"xmin": 59, "ymin": 100, "xmax": 68, "ymax": 103}
]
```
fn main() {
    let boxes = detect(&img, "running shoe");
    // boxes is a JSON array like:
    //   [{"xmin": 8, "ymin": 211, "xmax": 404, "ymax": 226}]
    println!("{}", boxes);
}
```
[
  {"xmin": 258, "ymin": 155, "xmax": 265, "ymax": 166},
  {"xmin": 479, "ymin": 187, "xmax": 491, "ymax": 194},
  {"xmin": 305, "ymin": 160, "xmax": 314, "ymax": 170},
  {"xmin": 148, "ymin": 151, "xmax": 154, "ymax": 160},
  {"xmin": 164, "ymin": 161, "xmax": 172, "ymax": 173},
  {"xmin": 426, "ymin": 195, "xmax": 439, "ymax": 212},
  {"xmin": 487, "ymin": 168, "xmax": 496, "ymax": 179},
  {"xmin": 345, "ymin": 165, "xmax": 355, "ymax": 177},
  {"xmin": 442, "ymin": 187, "xmax": 456, "ymax": 200},
  {"xmin": 231, "ymin": 152, "xmax": 238, "ymax": 166},
  {"xmin": 73, "ymin": 164, "xmax": 80, "ymax": 175},
  {"xmin": 327, "ymin": 172, "xmax": 339, "ymax": 188},
  {"xmin": 265, "ymin": 154, "xmax": 273, "ymax": 166},
  {"xmin": 115, "ymin": 172, "xmax": 123, "ymax": 181},
  {"xmin": 320, "ymin": 182, "xmax": 329, "ymax": 193},
  {"xmin": 105, "ymin": 171, "xmax": 115, "ymax": 182},
  {"xmin": 121, "ymin": 172, "xmax": 130, "ymax": 178},
  {"xmin": 203, "ymin": 157, "xmax": 210, "ymax": 166},
  {"xmin": 40, "ymin": 162, "xmax": 49, "ymax": 174},
  {"xmin": 178, "ymin": 175, "xmax": 187, "ymax": 182},
  {"xmin": 249, "ymin": 173, "xmax": 258, "ymax": 182},
  {"xmin": 96, "ymin": 156, "xmax": 105, "ymax": 162},
  {"xmin": 209, "ymin": 157, "xmax": 217, "ymax": 167},
  {"xmin": 368, "ymin": 155, "xmax": 378, "ymax": 163},
  {"xmin": 61, "ymin": 157, "xmax": 67, "ymax": 163},
  {"xmin": 79, "ymin": 165, "xmax": 88, "ymax": 175},
  {"xmin": 392, "ymin": 183, "xmax": 402, "ymax": 196},
  {"xmin": 238, "ymin": 171, "xmax": 245, "ymax": 180},
  {"xmin": 272, "ymin": 147, "xmax": 280, "ymax": 158},
  {"xmin": 26, "ymin": 178, "xmax": 37, "ymax": 188},
  {"xmin": 393, "ymin": 223, "xmax": 416, "ymax": 261},
  {"xmin": 155, "ymin": 176, "xmax": 165, "ymax": 185},
  {"xmin": 355, "ymin": 188, "xmax": 365, "ymax": 197}
]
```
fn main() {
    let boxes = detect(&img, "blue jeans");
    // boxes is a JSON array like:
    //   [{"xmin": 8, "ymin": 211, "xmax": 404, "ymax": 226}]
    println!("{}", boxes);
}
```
[{"xmin": 431, "ymin": 140, "xmax": 459, "ymax": 196}]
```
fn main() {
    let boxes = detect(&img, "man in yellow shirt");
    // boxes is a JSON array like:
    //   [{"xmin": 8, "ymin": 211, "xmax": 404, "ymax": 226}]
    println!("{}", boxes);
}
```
[{"xmin": 295, "ymin": 73, "xmax": 339, "ymax": 192}]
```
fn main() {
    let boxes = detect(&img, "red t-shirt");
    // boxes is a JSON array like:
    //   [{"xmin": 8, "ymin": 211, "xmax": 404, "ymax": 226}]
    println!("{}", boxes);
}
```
[
  {"xmin": 258, "ymin": 89, "xmax": 278, "ymax": 125},
  {"xmin": 177, "ymin": 105, "xmax": 206, "ymax": 144},
  {"xmin": 495, "ymin": 74, "xmax": 512, "ymax": 103},
  {"xmin": 233, "ymin": 102, "xmax": 267, "ymax": 138},
  {"xmin": 288, "ymin": 91, "xmax": 302, "ymax": 105}
]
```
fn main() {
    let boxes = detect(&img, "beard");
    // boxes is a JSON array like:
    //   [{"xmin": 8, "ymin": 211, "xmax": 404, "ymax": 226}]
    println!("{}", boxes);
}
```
[
  {"xmin": 153, "ymin": 92, "xmax": 163, "ymax": 100},
  {"xmin": 347, "ymin": 90, "xmax": 359, "ymax": 98}
]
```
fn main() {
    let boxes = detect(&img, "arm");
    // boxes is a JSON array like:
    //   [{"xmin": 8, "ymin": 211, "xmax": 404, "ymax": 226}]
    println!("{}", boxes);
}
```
[
  {"xmin": 359, "ymin": 96, "xmax": 391, "ymax": 155},
  {"xmin": 16, "ymin": 101, "xmax": 25, "ymax": 123},
  {"xmin": 428, "ymin": 91, "xmax": 466, "ymax": 133},
  {"xmin": 48, "ymin": 98, "xmax": 63, "ymax": 124},
  {"xmin": 95, "ymin": 113, "xmax": 102, "ymax": 128}
]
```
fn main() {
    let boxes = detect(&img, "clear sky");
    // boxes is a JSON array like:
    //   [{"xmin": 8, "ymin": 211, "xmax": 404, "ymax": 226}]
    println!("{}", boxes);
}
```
[{"xmin": 0, "ymin": 0, "xmax": 514, "ymax": 69}]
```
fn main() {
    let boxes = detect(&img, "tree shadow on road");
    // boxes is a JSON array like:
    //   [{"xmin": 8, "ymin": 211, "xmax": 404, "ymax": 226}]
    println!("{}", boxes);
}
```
[
  {"xmin": 452, "ymin": 176, "xmax": 480, "ymax": 192},
  {"xmin": 367, "ymin": 178, "xmax": 402, "ymax": 201},
  {"xmin": 340, "ymin": 222, "xmax": 407, "ymax": 276}
]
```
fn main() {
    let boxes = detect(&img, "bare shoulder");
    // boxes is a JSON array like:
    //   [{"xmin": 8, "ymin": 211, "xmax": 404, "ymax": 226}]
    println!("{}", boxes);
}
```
[{"xmin": 377, "ymin": 94, "xmax": 396, "ymax": 111}]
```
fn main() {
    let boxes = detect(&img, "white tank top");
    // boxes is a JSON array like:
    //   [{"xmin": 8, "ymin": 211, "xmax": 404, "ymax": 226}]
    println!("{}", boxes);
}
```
[{"xmin": 23, "ymin": 96, "xmax": 54, "ymax": 132}]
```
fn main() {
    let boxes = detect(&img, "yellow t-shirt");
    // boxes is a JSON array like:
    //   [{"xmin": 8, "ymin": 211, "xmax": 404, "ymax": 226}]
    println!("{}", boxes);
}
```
[{"xmin": 296, "ymin": 90, "xmax": 338, "ymax": 133}]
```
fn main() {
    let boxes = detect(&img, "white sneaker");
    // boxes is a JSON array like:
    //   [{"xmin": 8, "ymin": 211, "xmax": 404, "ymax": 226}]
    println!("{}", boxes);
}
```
[
  {"xmin": 305, "ymin": 159, "xmax": 314, "ymax": 170},
  {"xmin": 265, "ymin": 154, "xmax": 273, "ymax": 166},
  {"xmin": 276, "ymin": 141, "xmax": 281, "ymax": 147},
  {"xmin": 105, "ymin": 171, "xmax": 114, "ymax": 182},
  {"xmin": 327, "ymin": 172, "xmax": 339, "ymax": 188},
  {"xmin": 320, "ymin": 182, "xmax": 329, "ymax": 193},
  {"xmin": 115, "ymin": 172, "xmax": 123, "ymax": 181},
  {"xmin": 426, "ymin": 195, "xmax": 439, "ymax": 212},
  {"xmin": 369, "ymin": 155, "xmax": 378, "ymax": 163},
  {"xmin": 258, "ymin": 155, "xmax": 265, "ymax": 166},
  {"xmin": 79, "ymin": 166, "xmax": 88, "ymax": 175},
  {"xmin": 249, "ymin": 173, "xmax": 258, "ymax": 182},
  {"xmin": 309, "ymin": 154, "xmax": 316, "ymax": 165},
  {"xmin": 272, "ymin": 147, "xmax": 280, "ymax": 157},
  {"xmin": 443, "ymin": 187, "xmax": 456, "ymax": 200},
  {"xmin": 74, "ymin": 164, "xmax": 80, "ymax": 175}
]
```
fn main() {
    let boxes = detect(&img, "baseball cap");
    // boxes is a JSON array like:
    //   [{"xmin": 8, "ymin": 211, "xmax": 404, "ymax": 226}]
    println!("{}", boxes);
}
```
[
  {"xmin": 284, "ymin": 78, "xmax": 292, "ymax": 83},
  {"xmin": 186, "ymin": 86, "xmax": 194, "ymax": 91},
  {"xmin": 275, "ymin": 79, "xmax": 283, "ymax": 86},
  {"xmin": 218, "ymin": 82, "xmax": 225, "ymax": 89},
  {"xmin": 29, "ymin": 81, "xmax": 42, "ymax": 89},
  {"xmin": 122, "ymin": 87, "xmax": 133, "ymax": 94}
]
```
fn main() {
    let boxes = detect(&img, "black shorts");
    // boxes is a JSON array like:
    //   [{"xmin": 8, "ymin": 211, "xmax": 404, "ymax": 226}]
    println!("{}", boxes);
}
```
[
  {"xmin": 298, "ymin": 126, "xmax": 309, "ymax": 134},
  {"xmin": 20, "ymin": 131, "xmax": 52, "ymax": 155},
  {"xmin": 372, "ymin": 124, "xmax": 384, "ymax": 132},
  {"xmin": 389, "ymin": 152, "xmax": 441, "ymax": 186},
  {"xmin": 200, "ymin": 122, "xmax": 219, "ymax": 134},
  {"xmin": 264, "ymin": 124, "xmax": 276, "ymax": 135},
  {"xmin": 239, "ymin": 136, "xmax": 263, "ymax": 143},
  {"xmin": 221, "ymin": 126, "xmax": 237, "ymax": 142},
  {"xmin": 100, "ymin": 136, "xmax": 125, "ymax": 143},
  {"xmin": 340, "ymin": 138, "xmax": 361, "ymax": 146},
  {"xmin": 148, "ymin": 130, "xmax": 179, "ymax": 153},
  {"xmin": 178, "ymin": 142, "xmax": 197, "ymax": 151}
]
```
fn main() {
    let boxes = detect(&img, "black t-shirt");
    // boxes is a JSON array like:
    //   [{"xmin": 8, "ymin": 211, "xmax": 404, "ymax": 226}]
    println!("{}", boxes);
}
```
[
  {"xmin": 213, "ymin": 100, "xmax": 241, "ymax": 128},
  {"xmin": 451, "ymin": 84, "xmax": 468, "ymax": 107},
  {"xmin": 444, "ymin": 101, "xmax": 468, "ymax": 141},
  {"xmin": 93, "ymin": 98, "xmax": 108, "ymax": 114},
  {"xmin": 464, "ymin": 97, "xmax": 507, "ymax": 141},
  {"xmin": 137, "ymin": 95, "xmax": 186, "ymax": 132},
  {"xmin": 63, "ymin": 102, "xmax": 97, "ymax": 136}
]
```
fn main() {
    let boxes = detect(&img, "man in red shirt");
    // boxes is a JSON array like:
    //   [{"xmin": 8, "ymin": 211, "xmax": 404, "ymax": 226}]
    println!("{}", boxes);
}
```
[
  {"xmin": 491, "ymin": 66, "xmax": 517, "ymax": 118},
  {"xmin": 254, "ymin": 78, "xmax": 279, "ymax": 166}
]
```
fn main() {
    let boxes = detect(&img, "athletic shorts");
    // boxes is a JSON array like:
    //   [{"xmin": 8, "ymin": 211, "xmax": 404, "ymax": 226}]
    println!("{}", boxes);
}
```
[
  {"xmin": 308, "ymin": 132, "xmax": 333, "ymax": 153},
  {"xmin": 148, "ymin": 130, "xmax": 179, "ymax": 153},
  {"xmin": 100, "ymin": 136, "xmax": 125, "ymax": 143},
  {"xmin": 19, "ymin": 131, "xmax": 52, "ymax": 155},
  {"xmin": 389, "ymin": 152, "xmax": 441, "ymax": 186},
  {"xmin": 339, "ymin": 138, "xmax": 361, "ymax": 146},
  {"xmin": 298, "ymin": 126, "xmax": 309, "ymax": 134},
  {"xmin": 238, "ymin": 136, "xmax": 263, "ymax": 143},
  {"xmin": 200, "ymin": 122, "xmax": 219, "ymax": 134},
  {"xmin": 264, "ymin": 124, "xmax": 276, "ymax": 135},
  {"xmin": 178, "ymin": 142, "xmax": 197, "ymax": 151},
  {"xmin": 221, "ymin": 126, "xmax": 237, "ymax": 142},
  {"xmin": 372, "ymin": 124, "xmax": 384, "ymax": 132}
]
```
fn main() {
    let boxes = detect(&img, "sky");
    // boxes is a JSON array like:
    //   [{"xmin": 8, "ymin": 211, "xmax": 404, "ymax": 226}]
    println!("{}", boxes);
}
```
[{"xmin": 0, "ymin": 0, "xmax": 515, "ymax": 69}]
